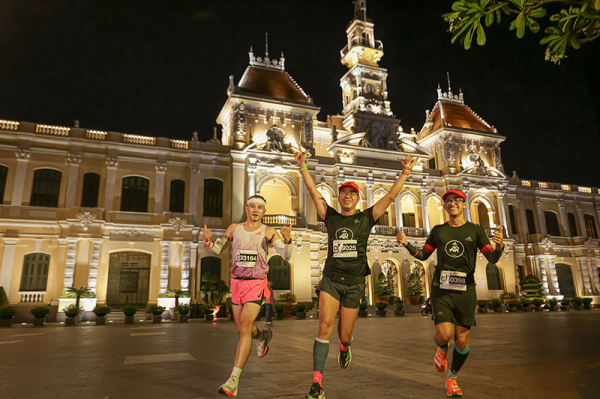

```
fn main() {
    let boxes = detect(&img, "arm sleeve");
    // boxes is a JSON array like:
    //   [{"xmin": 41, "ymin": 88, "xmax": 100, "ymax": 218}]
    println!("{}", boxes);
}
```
[
  {"xmin": 404, "ymin": 227, "xmax": 436, "ymax": 261},
  {"xmin": 477, "ymin": 226, "xmax": 502, "ymax": 263},
  {"xmin": 272, "ymin": 238, "xmax": 293, "ymax": 261},
  {"xmin": 205, "ymin": 237, "xmax": 229, "ymax": 255}
]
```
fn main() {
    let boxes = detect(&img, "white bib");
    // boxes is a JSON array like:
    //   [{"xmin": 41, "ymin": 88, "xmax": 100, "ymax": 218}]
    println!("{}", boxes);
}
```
[
  {"xmin": 440, "ymin": 270, "xmax": 467, "ymax": 291},
  {"xmin": 236, "ymin": 250, "xmax": 258, "ymax": 268},
  {"xmin": 332, "ymin": 239, "xmax": 358, "ymax": 258}
]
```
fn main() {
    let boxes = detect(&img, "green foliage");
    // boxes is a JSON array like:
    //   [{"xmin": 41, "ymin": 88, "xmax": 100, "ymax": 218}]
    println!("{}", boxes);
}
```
[
  {"xmin": 406, "ymin": 273, "xmax": 422, "ymax": 297},
  {"xmin": 313, "ymin": 300, "xmax": 319, "ymax": 310},
  {"xmin": 374, "ymin": 272, "xmax": 391, "ymax": 298},
  {"xmin": 274, "ymin": 302, "xmax": 286, "ymax": 313},
  {"xmin": 276, "ymin": 293, "xmax": 297, "ymax": 302},
  {"xmin": 519, "ymin": 298, "xmax": 530, "ymax": 306},
  {"xmin": 177, "ymin": 303, "xmax": 190, "ymax": 315},
  {"xmin": 0, "ymin": 306, "xmax": 17, "ymax": 319},
  {"xmin": 200, "ymin": 272, "xmax": 231, "ymax": 304},
  {"xmin": 582, "ymin": 297, "xmax": 593, "ymax": 305},
  {"xmin": 63, "ymin": 304, "xmax": 80, "ymax": 318},
  {"xmin": 489, "ymin": 298, "xmax": 502, "ymax": 309},
  {"xmin": 148, "ymin": 305, "xmax": 166, "ymax": 315},
  {"xmin": 532, "ymin": 298, "xmax": 545, "ymax": 306},
  {"xmin": 375, "ymin": 301, "xmax": 388, "ymax": 310},
  {"xmin": 31, "ymin": 306, "xmax": 51, "ymax": 319},
  {"xmin": 443, "ymin": 0, "xmax": 600, "ymax": 63},
  {"xmin": 93, "ymin": 306, "xmax": 111, "ymax": 317},
  {"xmin": 560, "ymin": 297, "xmax": 571, "ymax": 305},
  {"xmin": 164, "ymin": 289, "xmax": 190, "ymax": 298},
  {"xmin": 122, "ymin": 304, "xmax": 138, "ymax": 317},
  {"xmin": 0, "ymin": 286, "xmax": 8, "ymax": 307},
  {"xmin": 477, "ymin": 299, "xmax": 489, "ymax": 308},
  {"xmin": 393, "ymin": 297, "xmax": 404, "ymax": 311},
  {"xmin": 500, "ymin": 292, "xmax": 518, "ymax": 300},
  {"xmin": 294, "ymin": 303, "xmax": 307, "ymax": 312},
  {"xmin": 547, "ymin": 297, "xmax": 559, "ymax": 307},
  {"xmin": 571, "ymin": 296, "xmax": 583, "ymax": 306},
  {"xmin": 359, "ymin": 299, "xmax": 369, "ymax": 311},
  {"xmin": 521, "ymin": 274, "xmax": 545, "ymax": 298},
  {"xmin": 63, "ymin": 287, "xmax": 95, "ymax": 307}
]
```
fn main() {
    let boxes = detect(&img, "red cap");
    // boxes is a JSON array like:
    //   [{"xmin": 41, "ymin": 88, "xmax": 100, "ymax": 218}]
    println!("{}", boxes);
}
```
[
  {"xmin": 339, "ymin": 181, "xmax": 359, "ymax": 194},
  {"xmin": 442, "ymin": 189, "xmax": 466, "ymax": 201}
]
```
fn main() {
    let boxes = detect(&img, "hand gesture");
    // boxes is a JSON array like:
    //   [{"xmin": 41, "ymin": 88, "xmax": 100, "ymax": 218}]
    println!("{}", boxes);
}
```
[
  {"xmin": 280, "ymin": 224, "xmax": 292, "ymax": 242},
  {"xmin": 294, "ymin": 149, "xmax": 309, "ymax": 168},
  {"xmin": 203, "ymin": 224, "xmax": 212, "ymax": 244},
  {"xmin": 493, "ymin": 226, "xmax": 504, "ymax": 250},
  {"xmin": 398, "ymin": 155, "xmax": 421, "ymax": 172},
  {"xmin": 396, "ymin": 227, "xmax": 408, "ymax": 246}
]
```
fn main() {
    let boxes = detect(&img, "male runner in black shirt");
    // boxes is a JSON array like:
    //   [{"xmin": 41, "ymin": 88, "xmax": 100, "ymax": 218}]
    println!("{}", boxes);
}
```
[
  {"xmin": 397, "ymin": 189, "xmax": 504, "ymax": 397},
  {"xmin": 295, "ymin": 149, "xmax": 419, "ymax": 399}
]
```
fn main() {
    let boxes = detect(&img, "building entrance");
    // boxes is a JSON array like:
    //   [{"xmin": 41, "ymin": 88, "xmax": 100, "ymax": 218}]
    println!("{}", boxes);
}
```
[{"xmin": 106, "ymin": 252, "xmax": 151, "ymax": 307}]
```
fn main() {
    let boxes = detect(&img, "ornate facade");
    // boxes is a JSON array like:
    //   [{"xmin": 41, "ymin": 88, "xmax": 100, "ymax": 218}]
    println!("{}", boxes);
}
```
[{"xmin": 0, "ymin": 2, "xmax": 598, "ymax": 320}]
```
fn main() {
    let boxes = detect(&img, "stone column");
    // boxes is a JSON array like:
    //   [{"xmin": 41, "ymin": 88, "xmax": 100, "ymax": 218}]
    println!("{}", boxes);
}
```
[
  {"xmin": 517, "ymin": 196, "xmax": 529, "ymax": 241},
  {"xmin": 188, "ymin": 166, "xmax": 200, "ymax": 223},
  {"xmin": 544, "ymin": 256, "xmax": 560, "ymax": 295},
  {"xmin": 65, "ymin": 154, "xmax": 82, "ymax": 208},
  {"xmin": 159, "ymin": 241, "xmax": 170, "ymax": 294},
  {"xmin": 366, "ymin": 171, "xmax": 374, "ymax": 208},
  {"xmin": 557, "ymin": 198, "xmax": 569, "ymax": 237},
  {"xmin": 497, "ymin": 189, "xmax": 509, "ymax": 234},
  {"xmin": 247, "ymin": 158, "xmax": 257, "ymax": 197},
  {"xmin": 576, "ymin": 257, "xmax": 592, "ymax": 295},
  {"xmin": 535, "ymin": 196, "xmax": 547, "ymax": 236},
  {"xmin": 155, "ymin": 163, "xmax": 167, "ymax": 214},
  {"xmin": 181, "ymin": 242, "xmax": 191, "ymax": 292},
  {"xmin": 590, "ymin": 256, "xmax": 600, "ymax": 294},
  {"xmin": 575, "ymin": 201, "xmax": 587, "ymax": 239},
  {"xmin": 62, "ymin": 238, "xmax": 79, "ymax": 290},
  {"xmin": 87, "ymin": 239, "xmax": 102, "ymax": 294},
  {"xmin": 103, "ymin": 158, "xmax": 118, "ymax": 210},
  {"xmin": 189, "ymin": 242, "xmax": 199, "ymax": 300},
  {"xmin": 420, "ymin": 182, "xmax": 430, "ymax": 233},
  {"xmin": 532, "ymin": 256, "xmax": 549, "ymax": 295},
  {"xmin": 0, "ymin": 238, "xmax": 20, "ymax": 297},
  {"xmin": 11, "ymin": 150, "xmax": 30, "ymax": 208},
  {"xmin": 395, "ymin": 194, "xmax": 403, "ymax": 229}
]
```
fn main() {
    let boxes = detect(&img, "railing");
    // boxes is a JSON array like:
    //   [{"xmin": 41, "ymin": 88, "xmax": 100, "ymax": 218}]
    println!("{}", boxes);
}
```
[
  {"xmin": 86, "ymin": 130, "xmax": 107, "ymax": 140},
  {"xmin": 263, "ymin": 214, "xmax": 298, "ymax": 226},
  {"xmin": 20, "ymin": 292, "xmax": 45, "ymax": 303},
  {"xmin": 123, "ymin": 134, "xmax": 156, "ymax": 146},
  {"xmin": 375, "ymin": 225, "xmax": 397, "ymax": 236},
  {"xmin": 0, "ymin": 119, "xmax": 19, "ymax": 130},
  {"xmin": 403, "ymin": 227, "xmax": 425, "ymax": 237},
  {"xmin": 36, "ymin": 124, "xmax": 70, "ymax": 136},
  {"xmin": 170, "ymin": 139, "xmax": 189, "ymax": 150}
]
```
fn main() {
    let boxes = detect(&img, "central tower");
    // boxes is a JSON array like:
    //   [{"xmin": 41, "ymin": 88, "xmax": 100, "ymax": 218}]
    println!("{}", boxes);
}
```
[{"xmin": 339, "ymin": 0, "xmax": 398, "ymax": 145}]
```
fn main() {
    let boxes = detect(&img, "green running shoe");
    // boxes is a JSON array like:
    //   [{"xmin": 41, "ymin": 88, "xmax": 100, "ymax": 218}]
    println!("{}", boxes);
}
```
[
  {"xmin": 305, "ymin": 382, "xmax": 325, "ymax": 399},
  {"xmin": 338, "ymin": 346, "xmax": 352, "ymax": 369}
]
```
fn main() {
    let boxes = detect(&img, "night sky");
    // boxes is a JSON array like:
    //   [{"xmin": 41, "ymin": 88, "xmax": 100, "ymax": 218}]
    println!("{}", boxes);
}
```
[{"xmin": 1, "ymin": 1, "xmax": 598, "ymax": 187}]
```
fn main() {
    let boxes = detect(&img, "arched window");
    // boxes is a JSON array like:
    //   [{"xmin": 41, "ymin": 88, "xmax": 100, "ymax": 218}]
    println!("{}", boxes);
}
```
[
  {"xmin": 316, "ymin": 186, "xmax": 332, "ymax": 222},
  {"xmin": 373, "ymin": 191, "xmax": 389, "ymax": 225},
  {"xmin": 486, "ymin": 263, "xmax": 502, "ymax": 291},
  {"xmin": 508, "ymin": 204, "xmax": 518, "ymax": 234},
  {"xmin": 81, "ymin": 173, "xmax": 100, "ymax": 208},
  {"xmin": 472, "ymin": 201, "xmax": 491, "ymax": 229},
  {"xmin": 20, "ymin": 253, "xmax": 50, "ymax": 291},
  {"xmin": 259, "ymin": 178, "xmax": 292, "ymax": 216},
  {"xmin": 584, "ymin": 214, "xmax": 598, "ymax": 239},
  {"xmin": 0, "ymin": 165, "xmax": 7, "ymax": 204},
  {"xmin": 544, "ymin": 211, "xmax": 561, "ymax": 236},
  {"xmin": 30, "ymin": 169, "xmax": 62, "ymax": 207},
  {"xmin": 526, "ymin": 209, "xmax": 536, "ymax": 234},
  {"xmin": 267, "ymin": 255, "xmax": 290, "ymax": 290},
  {"xmin": 203, "ymin": 178, "xmax": 223, "ymax": 217},
  {"xmin": 427, "ymin": 196, "xmax": 444, "ymax": 228},
  {"xmin": 169, "ymin": 179, "xmax": 185, "ymax": 213},
  {"xmin": 200, "ymin": 256, "xmax": 221, "ymax": 282},
  {"xmin": 120, "ymin": 176, "xmax": 149, "ymax": 212},
  {"xmin": 568, "ymin": 213, "xmax": 578, "ymax": 237},
  {"xmin": 401, "ymin": 195, "xmax": 416, "ymax": 227}
]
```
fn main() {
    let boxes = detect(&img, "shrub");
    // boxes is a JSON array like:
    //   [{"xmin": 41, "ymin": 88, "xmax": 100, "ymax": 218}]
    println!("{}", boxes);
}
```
[
  {"xmin": 582, "ymin": 298, "xmax": 593, "ymax": 306},
  {"xmin": 489, "ymin": 298, "xmax": 502, "ymax": 309},
  {"xmin": 560, "ymin": 297, "xmax": 571, "ymax": 306},
  {"xmin": 547, "ymin": 298, "xmax": 558, "ymax": 307},
  {"xmin": 199, "ymin": 302, "xmax": 215, "ymax": 313},
  {"xmin": 0, "ymin": 306, "xmax": 17, "ymax": 319},
  {"xmin": 393, "ymin": 297, "xmax": 404, "ymax": 311},
  {"xmin": 571, "ymin": 297, "xmax": 583, "ymax": 306},
  {"xmin": 274, "ymin": 302, "xmax": 286, "ymax": 313},
  {"xmin": 149, "ymin": 305, "xmax": 166, "ymax": 315},
  {"xmin": 0, "ymin": 286, "xmax": 8, "ymax": 307},
  {"xmin": 63, "ymin": 304, "xmax": 80, "ymax": 318},
  {"xmin": 294, "ymin": 303, "xmax": 307, "ymax": 312},
  {"xmin": 122, "ymin": 305, "xmax": 138, "ymax": 317},
  {"xmin": 522, "ymin": 275, "xmax": 545, "ymax": 298},
  {"xmin": 406, "ymin": 273, "xmax": 422, "ymax": 297},
  {"xmin": 93, "ymin": 306, "xmax": 111, "ymax": 317},
  {"xmin": 31, "ymin": 307, "xmax": 51, "ymax": 319},
  {"xmin": 532, "ymin": 298, "xmax": 545, "ymax": 307},
  {"xmin": 359, "ymin": 299, "xmax": 368, "ymax": 311},
  {"xmin": 477, "ymin": 300, "xmax": 489, "ymax": 308},
  {"xmin": 177, "ymin": 303, "xmax": 190, "ymax": 315},
  {"xmin": 518, "ymin": 298, "xmax": 530, "ymax": 306},
  {"xmin": 374, "ymin": 272, "xmax": 391, "ymax": 298},
  {"xmin": 500, "ymin": 292, "xmax": 518, "ymax": 300},
  {"xmin": 276, "ymin": 293, "xmax": 297, "ymax": 302},
  {"xmin": 375, "ymin": 301, "xmax": 387, "ymax": 310}
]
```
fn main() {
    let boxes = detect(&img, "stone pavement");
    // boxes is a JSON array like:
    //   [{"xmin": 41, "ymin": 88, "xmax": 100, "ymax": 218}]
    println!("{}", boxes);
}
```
[{"xmin": 0, "ymin": 310, "xmax": 599, "ymax": 399}]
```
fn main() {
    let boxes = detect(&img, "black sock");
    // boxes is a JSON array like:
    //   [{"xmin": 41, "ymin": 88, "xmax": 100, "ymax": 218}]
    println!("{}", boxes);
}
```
[{"xmin": 450, "ymin": 346, "xmax": 470, "ymax": 376}]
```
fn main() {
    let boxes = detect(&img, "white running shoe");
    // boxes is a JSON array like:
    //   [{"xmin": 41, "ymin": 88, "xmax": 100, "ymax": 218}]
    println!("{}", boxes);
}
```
[{"xmin": 256, "ymin": 328, "xmax": 273, "ymax": 358}]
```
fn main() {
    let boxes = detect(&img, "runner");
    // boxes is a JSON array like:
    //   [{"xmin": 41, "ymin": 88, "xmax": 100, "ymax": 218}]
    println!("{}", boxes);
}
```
[
  {"xmin": 396, "ymin": 189, "xmax": 504, "ymax": 397},
  {"xmin": 203, "ymin": 195, "xmax": 292, "ymax": 397},
  {"xmin": 295, "ymin": 149, "xmax": 420, "ymax": 399}
]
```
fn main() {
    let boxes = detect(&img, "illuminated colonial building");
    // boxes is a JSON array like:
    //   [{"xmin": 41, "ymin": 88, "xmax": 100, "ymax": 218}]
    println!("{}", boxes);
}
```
[{"xmin": 0, "ymin": 1, "xmax": 598, "ymax": 320}]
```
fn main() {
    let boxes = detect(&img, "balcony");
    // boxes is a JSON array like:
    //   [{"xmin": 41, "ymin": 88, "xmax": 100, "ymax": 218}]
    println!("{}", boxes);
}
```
[
  {"xmin": 263, "ymin": 214, "xmax": 300, "ymax": 227},
  {"xmin": 403, "ymin": 227, "xmax": 426, "ymax": 237},
  {"xmin": 20, "ymin": 292, "xmax": 45, "ymax": 303},
  {"xmin": 374, "ymin": 225, "xmax": 397, "ymax": 236}
]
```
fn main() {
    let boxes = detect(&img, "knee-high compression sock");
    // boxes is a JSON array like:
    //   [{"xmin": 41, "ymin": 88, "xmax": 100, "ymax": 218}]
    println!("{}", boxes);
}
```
[
  {"xmin": 340, "ymin": 335, "xmax": 354, "ymax": 351},
  {"xmin": 448, "ymin": 346, "xmax": 470, "ymax": 378},
  {"xmin": 313, "ymin": 338, "xmax": 329, "ymax": 387},
  {"xmin": 434, "ymin": 336, "xmax": 449, "ymax": 353}
]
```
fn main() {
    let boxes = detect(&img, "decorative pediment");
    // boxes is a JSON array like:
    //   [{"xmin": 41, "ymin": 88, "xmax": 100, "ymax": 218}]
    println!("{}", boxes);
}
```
[{"xmin": 327, "ymin": 132, "xmax": 431, "ymax": 163}]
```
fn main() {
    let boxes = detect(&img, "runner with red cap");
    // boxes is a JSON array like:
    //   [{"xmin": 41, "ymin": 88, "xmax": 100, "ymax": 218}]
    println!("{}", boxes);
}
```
[
  {"xmin": 295, "ymin": 149, "xmax": 420, "ymax": 399},
  {"xmin": 396, "ymin": 188, "xmax": 504, "ymax": 397}
]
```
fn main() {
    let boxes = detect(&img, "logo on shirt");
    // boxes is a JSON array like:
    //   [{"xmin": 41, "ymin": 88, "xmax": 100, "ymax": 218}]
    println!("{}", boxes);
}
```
[
  {"xmin": 335, "ymin": 227, "xmax": 354, "ymax": 240},
  {"xmin": 465, "ymin": 236, "xmax": 473, "ymax": 241},
  {"xmin": 354, "ymin": 220, "xmax": 360, "ymax": 224},
  {"xmin": 444, "ymin": 240, "xmax": 465, "ymax": 258}
]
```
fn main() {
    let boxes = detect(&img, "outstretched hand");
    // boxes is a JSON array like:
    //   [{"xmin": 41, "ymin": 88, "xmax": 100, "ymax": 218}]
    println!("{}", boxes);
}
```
[
  {"xmin": 493, "ymin": 226, "xmax": 504, "ymax": 250},
  {"xmin": 203, "ymin": 224, "xmax": 212, "ymax": 244},
  {"xmin": 396, "ymin": 227, "xmax": 408, "ymax": 246},
  {"xmin": 398, "ymin": 155, "xmax": 421, "ymax": 172},
  {"xmin": 280, "ymin": 224, "xmax": 292, "ymax": 242},
  {"xmin": 294, "ymin": 149, "xmax": 309, "ymax": 168}
]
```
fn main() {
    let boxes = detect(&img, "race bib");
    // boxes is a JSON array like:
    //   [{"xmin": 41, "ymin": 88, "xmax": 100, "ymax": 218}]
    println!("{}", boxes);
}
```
[
  {"xmin": 439, "ymin": 270, "xmax": 467, "ymax": 291},
  {"xmin": 333, "ymin": 240, "xmax": 357, "ymax": 258},
  {"xmin": 236, "ymin": 250, "xmax": 258, "ymax": 268}
]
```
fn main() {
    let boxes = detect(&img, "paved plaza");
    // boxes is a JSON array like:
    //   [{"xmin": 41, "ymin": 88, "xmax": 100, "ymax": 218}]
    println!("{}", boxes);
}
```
[{"xmin": 0, "ymin": 309, "xmax": 598, "ymax": 399}]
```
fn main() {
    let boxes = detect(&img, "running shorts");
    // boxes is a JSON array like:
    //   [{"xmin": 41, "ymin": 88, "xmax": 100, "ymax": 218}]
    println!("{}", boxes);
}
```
[
  {"xmin": 431, "ymin": 285, "xmax": 477, "ymax": 327},
  {"xmin": 230, "ymin": 278, "xmax": 270, "ymax": 306},
  {"xmin": 316, "ymin": 276, "xmax": 365, "ymax": 309}
]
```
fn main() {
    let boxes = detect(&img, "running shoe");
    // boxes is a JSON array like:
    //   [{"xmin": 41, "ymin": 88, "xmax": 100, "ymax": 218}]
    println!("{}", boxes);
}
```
[
  {"xmin": 305, "ymin": 382, "xmax": 325, "ymax": 399},
  {"xmin": 338, "ymin": 346, "xmax": 352, "ymax": 369},
  {"xmin": 433, "ymin": 347, "xmax": 448, "ymax": 372},
  {"xmin": 446, "ymin": 377, "xmax": 463, "ymax": 397},
  {"xmin": 256, "ymin": 327, "xmax": 273, "ymax": 358},
  {"xmin": 218, "ymin": 376, "xmax": 238, "ymax": 397}
]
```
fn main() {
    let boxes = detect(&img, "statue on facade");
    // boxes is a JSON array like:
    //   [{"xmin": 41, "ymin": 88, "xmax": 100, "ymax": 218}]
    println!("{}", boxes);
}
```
[
  {"xmin": 359, "ymin": 120, "xmax": 401, "ymax": 151},
  {"xmin": 264, "ymin": 126, "xmax": 292, "ymax": 153}
]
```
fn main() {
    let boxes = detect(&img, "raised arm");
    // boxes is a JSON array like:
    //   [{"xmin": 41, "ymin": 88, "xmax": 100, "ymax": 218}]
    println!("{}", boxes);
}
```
[
  {"xmin": 295, "ymin": 149, "xmax": 328, "ymax": 221},
  {"xmin": 266, "ymin": 224, "xmax": 293, "ymax": 261},
  {"xmin": 396, "ymin": 227, "xmax": 435, "ymax": 261},
  {"xmin": 480, "ymin": 226, "xmax": 504, "ymax": 264},
  {"xmin": 203, "ymin": 223, "xmax": 235, "ymax": 255},
  {"xmin": 372, "ymin": 155, "xmax": 420, "ymax": 221}
]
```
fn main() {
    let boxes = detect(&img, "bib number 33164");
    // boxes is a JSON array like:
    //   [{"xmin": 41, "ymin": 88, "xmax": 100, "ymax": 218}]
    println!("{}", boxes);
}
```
[
  {"xmin": 440, "ymin": 270, "xmax": 467, "ymax": 291},
  {"xmin": 236, "ymin": 250, "xmax": 258, "ymax": 268}
]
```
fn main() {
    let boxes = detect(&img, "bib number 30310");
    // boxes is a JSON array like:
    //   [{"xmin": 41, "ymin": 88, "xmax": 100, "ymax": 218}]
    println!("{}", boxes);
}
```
[{"xmin": 439, "ymin": 270, "xmax": 467, "ymax": 291}]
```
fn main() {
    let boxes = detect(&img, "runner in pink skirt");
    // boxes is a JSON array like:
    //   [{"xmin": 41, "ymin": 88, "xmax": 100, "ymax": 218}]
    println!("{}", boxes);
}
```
[{"xmin": 204, "ymin": 195, "xmax": 292, "ymax": 397}]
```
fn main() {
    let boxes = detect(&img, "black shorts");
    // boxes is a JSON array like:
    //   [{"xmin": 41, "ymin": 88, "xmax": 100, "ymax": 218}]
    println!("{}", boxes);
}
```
[
  {"xmin": 431, "ymin": 285, "xmax": 477, "ymax": 327},
  {"xmin": 316, "ymin": 276, "xmax": 365, "ymax": 309}
]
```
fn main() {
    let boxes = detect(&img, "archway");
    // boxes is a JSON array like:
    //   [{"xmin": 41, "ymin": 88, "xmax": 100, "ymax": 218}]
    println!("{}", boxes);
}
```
[
  {"xmin": 106, "ymin": 251, "xmax": 151, "ymax": 307},
  {"xmin": 382, "ymin": 258, "xmax": 402, "ymax": 298},
  {"xmin": 555, "ymin": 264, "xmax": 575, "ymax": 297},
  {"xmin": 259, "ymin": 178, "xmax": 292, "ymax": 216},
  {"xmin": 401, "ymin": 194, "xmax": 417, "ymax": 228},
  {"xmin": 470, "ymin": 199, "xmax": 491, "ymax": 229},
  {"xmin": 427, "ymin": 196, "xmax": 444, "ymax": 228}
]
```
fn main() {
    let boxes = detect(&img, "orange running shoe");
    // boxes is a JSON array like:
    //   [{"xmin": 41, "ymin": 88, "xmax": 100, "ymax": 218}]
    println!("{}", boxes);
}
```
[
  {"xmin": 446, "ymin": 377, "xmax": 463, "ymax": 397},
  {"xmin": 433, "ymin": 347, "xmax": 448, "ymax": 372}
]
